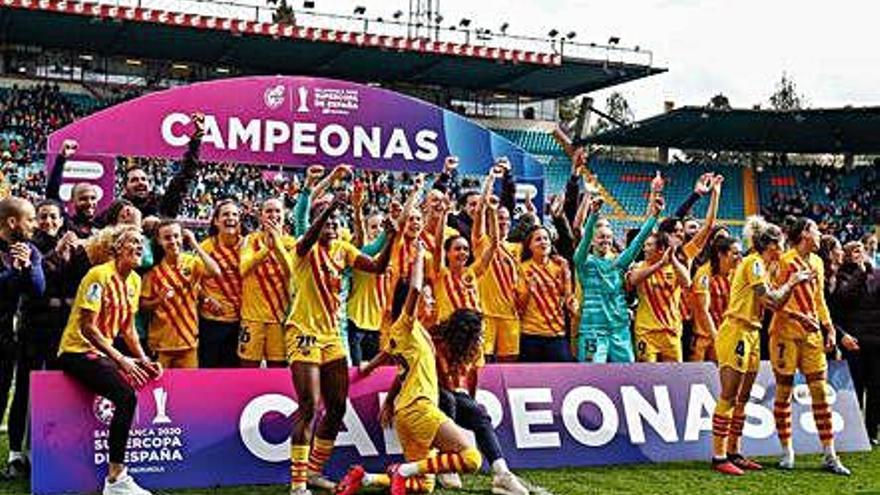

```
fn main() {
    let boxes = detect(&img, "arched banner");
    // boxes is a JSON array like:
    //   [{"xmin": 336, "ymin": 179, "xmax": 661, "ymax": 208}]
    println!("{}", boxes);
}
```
[{"xmin": 46, "ymin": 76, "xmax": 545, "ymax": 210}]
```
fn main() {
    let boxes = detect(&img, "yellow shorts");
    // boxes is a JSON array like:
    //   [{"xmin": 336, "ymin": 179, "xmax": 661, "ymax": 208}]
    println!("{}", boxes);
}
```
[
  {"xmin": 690, "ymin": 334, "xmax": 717, "ymax": 362},
  {"xmin": 156, "ymin": 348, "xmax": 198, "ymax": 369},
  {"xmin": 770, "ymin": 331, "xmax": 827, "ymax": 376},
  {"xmin": 716, "ymin": 319, "xmax": 760, "ymax": 373},
  {"xmin": 394, "ymin": 399, "xmax": 450, "ymax": 461},
  {"xmin": 483, "ymin": 316, "xmax": 520, "ymax": 357},
  {"xmin": 285, "ymin": 326, "xmax": 347, "ymax": 365},
  {"xmin": 635, "ymin": 328, "xmax": 683, "ymax": 363},
  {"xmin": 238, "ymin": 320, "xmax": 286, "ymax": 362}
]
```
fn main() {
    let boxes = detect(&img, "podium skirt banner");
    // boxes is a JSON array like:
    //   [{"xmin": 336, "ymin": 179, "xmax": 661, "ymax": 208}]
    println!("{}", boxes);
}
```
[{"xmin": 30, "ymin": 361, "xmax": 870, "ymax": 494}]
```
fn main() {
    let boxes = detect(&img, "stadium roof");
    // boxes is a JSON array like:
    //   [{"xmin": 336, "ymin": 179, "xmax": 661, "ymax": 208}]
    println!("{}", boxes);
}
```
[
  {"xmin": 0, "ymin": 0, "xmax": 664, "ymax": 98},
  {"xmin": 582, "ymin": 106, "xmax": 880, "ymax": 154}
]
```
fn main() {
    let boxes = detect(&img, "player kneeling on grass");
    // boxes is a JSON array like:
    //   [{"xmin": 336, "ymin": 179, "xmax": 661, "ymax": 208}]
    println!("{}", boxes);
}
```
[
  {"xmin": 338, "ymin": 241, "xmax": 482, "ymax": 495},
  {"xmin": 57, "ymin": 225, "xmax": 163, "ymax": 495},
  {"xmin": 710, "ymin": 217, "xmax": 813, "ymax": 476}
]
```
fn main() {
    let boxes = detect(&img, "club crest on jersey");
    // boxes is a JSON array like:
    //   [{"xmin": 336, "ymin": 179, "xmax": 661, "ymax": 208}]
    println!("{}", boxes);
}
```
[
  {"xmin": 752, "ymin": 261, "xmax": 763, "ymax": 276},
  {"xmin": 85, "ymin": 282, "xmax": 102, "ymax": 303}
]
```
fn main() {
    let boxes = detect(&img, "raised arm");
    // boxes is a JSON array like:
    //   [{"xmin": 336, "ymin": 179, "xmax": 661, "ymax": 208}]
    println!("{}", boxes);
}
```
[
  {"xmin": 573, "ymin": 195, "xmax": 603, "ymax": 267},
  {"xmin": 352, "ymin": 219, "xmax": 397, "ymax": 274},
  {"xmin": 46, "ymin": 140, "xmax": 78, "ymax": 202},
  {"xmin": 159, "ymin": 113, "xmax": 204, "ymax": 218},
  {"xmin": 674, "ymin": 172, "xmax": 713, "ymax": 218},
  {"xmin": 683, "ymin": 174, "xmax": 722, "ymax": 260},
  {"xmin": 351, "ymin": 180, "xmax": 367, "ymax": 248},
  {"xmin": 472, "ymin": 198, "xmax": 500, "ymax": 278},
  {"xmin": 431, "ymin": 199, "xmax": 451, "ymax": 277},
  {"xmin": 616, "ymin": 196, "xmax": 663, "ymax": 269},
  {"xmin": 184, "ymin": 229, "xmax": 221, "ymax": 278},
  {"xmin": 471, "ymin": 168, "xmax": 498, "ymax": 242},
  {"xmin": 295, "ymin": 197, "xmax": 341, "ymax": 257}
]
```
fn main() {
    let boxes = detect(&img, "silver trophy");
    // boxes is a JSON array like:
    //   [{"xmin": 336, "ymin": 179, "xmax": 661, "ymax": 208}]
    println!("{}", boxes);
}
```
[
  {"xmin": 297, "ymin": 86, "xmax": 310, "ymax": 113},
  {"xmin": 152, "ymin": 387, "xmax": 172, "ymax": 425}
]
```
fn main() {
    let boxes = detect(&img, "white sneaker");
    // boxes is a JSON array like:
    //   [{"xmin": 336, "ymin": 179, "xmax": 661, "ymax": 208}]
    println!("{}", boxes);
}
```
[
  {"xmin": 290, "ymin": 488, "xmax": 312, "ymax": 495},
  {"xmin": 307, "ymin": 473, "xmax": 336, "ymax": 491},
  {"xmin": 103, "ymin": 471, "xmax": 152, "ymax": 495},
  {"xmin": 778, "ymin": 455, "xmax": 795, "ymax": 470},
  {"xmin": 438, "ymin": 472, "xmax": 463, "ymax": 489},
  {"xmin": 492, "ymin": 472, "xmax": 529, "ymax": 495},
  {"xmin": 823, "ymin": 456, "xmax": 852, "ymax": 476}
]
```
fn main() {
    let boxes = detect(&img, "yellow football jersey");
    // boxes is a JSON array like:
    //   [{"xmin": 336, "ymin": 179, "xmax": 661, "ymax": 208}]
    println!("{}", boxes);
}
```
[
  {"xmin": 435, "ymin": 265, "xmax": 481, "ymax": 322},
  {"xmin": 59, "ymin": 261, "xmax": 140, "ymax": 355},
  {"xmin": 516, "ymin": 258, "xmax": 567, "ymax": 337},
  {"xmin": 199, "ymin": 236, "xmax": 243, "ymax": 322},
  {"xmin": 769, "ymin": 249, "xmax": 830, "ymax": 339},
  {"xmin": 143, "ymin": 253, "xmax": 205, "ymax": 351},
  {"xmin": 287, "ymin": 240, "xmax": 360, "ymax": 336},
  {"xmin": 347, "ymin": 269, "xmax": 387, "ymax": 332},
  {"xmin": 633, "ymin": 262, "xmax": 684, "ymax": 333},
  {"xmin": 240, "ymin": 231, "xmax": 296, "ymax": 323},
  {"xmin": 388, "ymin": 312, "xmax": 438, "ymax": 412},
  {"xmin": 723, "ymin": 252, "xmax": 769, "ymax": 330},
  {"xmin": 474, "ymin": 235, "xmax": 520, "ymax": 320}
]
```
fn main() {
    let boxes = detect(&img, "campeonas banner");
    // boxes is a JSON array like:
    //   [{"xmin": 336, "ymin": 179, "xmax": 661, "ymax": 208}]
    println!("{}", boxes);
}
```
[
  {"xmin": 31, "ymin": 362, "xmax": 869, "ymax": 494},
  {"xmin": 45, "ymin": 76, "xmax": 545, "ymax": 177}
]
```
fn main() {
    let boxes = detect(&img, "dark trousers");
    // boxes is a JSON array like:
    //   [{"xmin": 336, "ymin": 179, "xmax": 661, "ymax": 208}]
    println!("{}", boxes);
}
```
[
  {"xmin": 519, "ymin": 335, "xmax": 572, "ymax": 363},
  {"xmin": 845, "ymin": 344, "xmax": 880, "ymax": 440},
  {"xmin": 58, "ymin": 353, "xmax": 137, "ymax": 464},
  {"xmin": 347, "ymin": 320, "xmax": 379, "ymax": 367},
  {"xmin": 8, "ymin": 309, "xmax": 66, "ymax": 452},
  {"xmin": 439, "ymin": 389, "xmax": 503, "ymax": 465},
  {"xmin": 198, "ymin": 318, "xmax": 241, "ymax": 368}
]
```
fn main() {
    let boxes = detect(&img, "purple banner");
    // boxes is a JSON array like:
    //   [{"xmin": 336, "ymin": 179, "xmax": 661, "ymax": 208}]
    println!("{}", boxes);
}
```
[
  {"xmin": 31, "ymin": 361, "xmax": 869, "ymax": 494},
  {"xmin": 45, "ymin": 76, "xmax": 542, "ymax": 178}
]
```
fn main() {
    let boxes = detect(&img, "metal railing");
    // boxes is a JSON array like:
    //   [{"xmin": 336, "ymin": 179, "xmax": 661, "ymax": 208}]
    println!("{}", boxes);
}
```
[{"xmin": 87, "ymin": 0, "xmax": 653, "ymax": 66}]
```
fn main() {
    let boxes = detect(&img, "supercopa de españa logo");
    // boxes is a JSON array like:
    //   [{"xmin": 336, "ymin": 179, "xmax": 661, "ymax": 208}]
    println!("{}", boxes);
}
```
[{"xmin": 92, "ymin": 388, "xmax": 186, "ymax": 470}]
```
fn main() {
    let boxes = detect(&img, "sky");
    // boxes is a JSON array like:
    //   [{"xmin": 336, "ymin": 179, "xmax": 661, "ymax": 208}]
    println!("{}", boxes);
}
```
[{"xmin": 272, "ymin": 0, "xmax": 880, "ymax": 120}]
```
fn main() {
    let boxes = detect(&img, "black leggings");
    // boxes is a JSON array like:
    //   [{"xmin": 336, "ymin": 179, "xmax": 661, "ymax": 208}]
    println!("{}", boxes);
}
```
[
  {"xmin": 58, "ymin": 353, "xmax": 137, "ymax": 464},
  {"xmin": 198, "ymin": 318, "xmax": 241, "ymax": 368},
  {"xmin": 439, "ymin": 389, "xmax": 503, "ymax": 465}
]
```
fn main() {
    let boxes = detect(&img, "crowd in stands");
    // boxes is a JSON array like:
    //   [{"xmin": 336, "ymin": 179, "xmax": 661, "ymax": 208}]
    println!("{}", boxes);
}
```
[{"xmin": 761, "ymin": 165, "xmax": 879, "ymax": 242}]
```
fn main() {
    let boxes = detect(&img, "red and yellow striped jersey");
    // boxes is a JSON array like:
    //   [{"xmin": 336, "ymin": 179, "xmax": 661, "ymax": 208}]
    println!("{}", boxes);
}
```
[
  {"xmin": 691, "ymin": 262, "xmax": 732, "ymax": 336},
  {"xmin": 770, "ymin": 249, "xmax": 830, "ymax": 339},
  {"xmin": 516, "ymin": 258, "xmax": 567, "ymax": 337},
  {"xmin": 724, "ymin": 252, "xmax": 769, "ymax": 330},
  {"xmin": 199, "ymin": 236, "xmax": 243, "ymax": 322},
  {"xmin": 288, "ymin": 240, "xmax": 360, "ymax": 336},
  {"xmin": 143, "ymin": 253, "xmax": 206, "ymax": 351},
  {"xmin": 240, "ymin": 231, "xmax": 296, "ymax": 323},
  {"xmin": 634, "ymin": 262, "xmax": 684, "ymax": 334},
  {"xmin": 386, "ymin": 236, "xmax": 436, "ymax": 312},
  {"xmin": 59, "ymin": 260, "xmax": 140, "ymax": 355},
  {"xmin": 435, "ymin": 265, "xmax": 481, "ymax": 322},
  {"xmin": 474, "ymin": 235, "xmax": 520, "ymax": 319}
]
